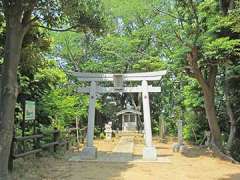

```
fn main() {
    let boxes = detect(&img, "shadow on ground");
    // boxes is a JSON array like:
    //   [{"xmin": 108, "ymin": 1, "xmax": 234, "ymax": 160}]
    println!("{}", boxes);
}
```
[
  {"xmin": 155, "ymin": 146, "xmax": 169, "ymax": 150},
  {"xmin": 63, "ymin": 149, "xmax": 172, "ymax": 180},
  {"xmin": 63, "ymin": 151, "xmax": 135, "ymax": 179},
  {"xmin": 180, "ymin": 146, "xmax": 213, "ymax": 158},
  {"xmin": 218, "ymin": 173, "xmax": 240, "ymax": 180},
  {"xmin": 10, "ymin": 152, "xmax": 136, "ymax": 180},
  {"xmin": 67, "ymin": 161, "xmax": 134, "ymax": 180}
]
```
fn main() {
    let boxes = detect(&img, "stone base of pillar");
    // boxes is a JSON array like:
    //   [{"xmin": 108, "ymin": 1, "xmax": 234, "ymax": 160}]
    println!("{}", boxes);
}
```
[
  {"xmin": 80, "ymin": 146, "xmax": 97, "ymax": 160},
  {"xmin": 143, "ymin": 146, "xmax": 157, "ymax": 160}
]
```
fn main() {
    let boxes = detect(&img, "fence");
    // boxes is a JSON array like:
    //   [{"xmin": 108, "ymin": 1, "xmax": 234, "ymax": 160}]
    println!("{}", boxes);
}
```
[{"xmin": 9, "ymin": 128, "xmax": 68, "ymax": 171}]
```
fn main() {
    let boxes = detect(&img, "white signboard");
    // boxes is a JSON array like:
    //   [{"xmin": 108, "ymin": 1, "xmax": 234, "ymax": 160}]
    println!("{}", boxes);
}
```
[{"xmin": 25, "ymin": 101, "xmax": 35, "ymax": 120}]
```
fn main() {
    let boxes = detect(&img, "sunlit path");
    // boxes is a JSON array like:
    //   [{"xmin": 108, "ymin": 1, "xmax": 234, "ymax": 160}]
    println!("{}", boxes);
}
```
[
  {"xmin": 110, "ymin": 135, "xmax": 134, "ymax": 161},
  {"xmin": 11, "ymin": 137, "xmax": 240, "ymax": 180}
]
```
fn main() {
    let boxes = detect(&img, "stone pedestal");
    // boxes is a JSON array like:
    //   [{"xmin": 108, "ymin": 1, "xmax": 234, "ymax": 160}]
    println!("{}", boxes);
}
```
[
  {"xmin": 172, "ymin": 120, "xmax": 186, "ymax": 153},
  {"xmin": 143, "ymin": 146, "xmax": 157, "ymax": 160},
  {"xmin": 105, "ymin": 131, "xmax": 112, "ymax": 140},
  {"xmin": 80, "ymin": 146, "xmax": 97, "ymax": 160},
  {"xmin": 177, "ymin": 120, "xmax": 183, "ymax": 145}
]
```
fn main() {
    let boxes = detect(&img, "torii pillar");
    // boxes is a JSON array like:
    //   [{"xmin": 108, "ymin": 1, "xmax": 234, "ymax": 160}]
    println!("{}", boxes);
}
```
[
  {"xmin": 142, "ymin": 80, "xmax": 157, "ymax": 160},
  {"xmin": 81, "ymin": 81, "xmax": 97, "ymax": 159}
]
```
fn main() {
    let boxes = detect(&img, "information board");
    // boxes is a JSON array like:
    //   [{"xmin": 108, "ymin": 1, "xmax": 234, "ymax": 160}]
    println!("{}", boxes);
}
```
[{"xmin": 25, "ymin": 101, "xmax": 35, "ymax": 120}]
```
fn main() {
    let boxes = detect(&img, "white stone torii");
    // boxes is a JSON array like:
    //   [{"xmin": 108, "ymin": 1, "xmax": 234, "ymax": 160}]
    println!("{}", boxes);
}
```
[{"xmin": 72, "ymin": 70, "xmax": 167, "ymax": 160}]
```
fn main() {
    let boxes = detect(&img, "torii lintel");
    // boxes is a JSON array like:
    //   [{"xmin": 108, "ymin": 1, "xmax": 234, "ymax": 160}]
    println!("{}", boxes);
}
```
[{"xmin": 71, "ymin": 70, "xmax": 167, "ymax": 81}]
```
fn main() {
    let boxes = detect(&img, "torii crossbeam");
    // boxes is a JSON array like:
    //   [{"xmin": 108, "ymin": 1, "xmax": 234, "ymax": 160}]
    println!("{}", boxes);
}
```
[{"xmin": 72, "ymin": 70, "xmax": 167, "ymax": 160}]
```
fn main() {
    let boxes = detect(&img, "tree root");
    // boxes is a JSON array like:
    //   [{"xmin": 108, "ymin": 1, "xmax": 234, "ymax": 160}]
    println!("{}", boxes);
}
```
[{"xmin": 211, "ymin": 144, "xmax": 239, "ymax": 164}]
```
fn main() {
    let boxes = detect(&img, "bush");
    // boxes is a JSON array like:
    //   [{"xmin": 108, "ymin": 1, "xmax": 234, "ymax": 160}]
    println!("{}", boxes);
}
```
[
  {"xmin": 183, "ymin": 108, "xmax": 208, "ymax": 144},
  {"xmin": 94, "ymin": 127, "xmax": 101, "ymax": 137},
  {"xmin": 100, "ymin": 132, "xmax": 105, "ymax": 139},
  {"xmin": 152, "ymin": 127, "xmax": 159, "ymax": 135}
]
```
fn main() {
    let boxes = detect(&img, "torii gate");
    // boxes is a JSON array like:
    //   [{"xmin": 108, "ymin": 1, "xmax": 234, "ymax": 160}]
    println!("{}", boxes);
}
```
[{"xmin": 72, "ymin": 70, "xmax": 167, "ymax": 160}]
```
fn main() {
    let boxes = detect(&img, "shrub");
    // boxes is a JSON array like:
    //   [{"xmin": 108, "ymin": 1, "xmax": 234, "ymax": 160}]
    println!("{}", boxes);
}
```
[{"xmin": 100, "ymin": 132, "xmax": 105, "ymax": 139}]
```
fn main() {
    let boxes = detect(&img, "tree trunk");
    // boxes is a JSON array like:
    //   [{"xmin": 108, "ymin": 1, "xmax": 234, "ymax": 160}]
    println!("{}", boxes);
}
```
[
  {"xmin": 0, "ymin": 17, "xmax": 25, "ymax": 180},
  {"xmin": 224, "ymin": 75, "xmax": 236, "ymax": 151},
  {"xmin": 202, "ymin": 86, "xmax": 222, "ymax": 148},
  {"xmin": 226, "ymin": 115, "xmax": 236, "ymax": 151},
  {"xmin": 186, "ymin": 47, "xmax": 222, "ymax": 149}
]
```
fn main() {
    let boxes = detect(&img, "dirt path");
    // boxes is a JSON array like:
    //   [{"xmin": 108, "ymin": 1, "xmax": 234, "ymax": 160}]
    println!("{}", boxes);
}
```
[{"xmin": 12, "ymin": 135, "xmax": 240, "ymax": 180}]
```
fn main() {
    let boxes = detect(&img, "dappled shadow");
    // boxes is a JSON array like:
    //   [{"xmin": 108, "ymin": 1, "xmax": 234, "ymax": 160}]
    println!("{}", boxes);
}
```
[
  {"xmin": 218, "ymin": 173, "xmax": 240, "ymax": 180},
  {"xmin": 10, "ymin": 151, "xmax": 136, "ymax": 180},
  {"xmin": 159, "ymin": 154, "xmax": 173, "ymax": 157},
  {"xmin": 180, "ymin": 146, "xmax": 213, "ymax": 158},
  {"xmin": 65, "ymin": 151, "xmax": 137, "ymax": 180},
  {"xmin": 155, "ymin": 146, "xmax": 170, "ymax": 150},
  {"xmin": 67, "ymin": 161, "xmax": 134, "ymax": 180},
  {"xmin": 65, "ymin": 147, "xmax": 173, "ymax": 179}
]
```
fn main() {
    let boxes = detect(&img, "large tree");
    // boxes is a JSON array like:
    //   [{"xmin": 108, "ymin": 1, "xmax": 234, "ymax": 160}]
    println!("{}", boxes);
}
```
[
  {"xmin": 154, "ymin": 0, "xmax": 240, "ymax": 149},
  {"xmin": 0, "ymin": 0, "xmax": 107, "ymax": 179}
]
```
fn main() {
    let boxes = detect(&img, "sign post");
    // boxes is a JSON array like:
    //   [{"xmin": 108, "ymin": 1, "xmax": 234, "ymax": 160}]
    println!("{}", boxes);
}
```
[
  {"xmin": 25, "ymin": 101, "xmax": 36, "ymax": 121},
  {"xmin": 25, "ymin": 100, "xmax": 36, "ymax": 136}
]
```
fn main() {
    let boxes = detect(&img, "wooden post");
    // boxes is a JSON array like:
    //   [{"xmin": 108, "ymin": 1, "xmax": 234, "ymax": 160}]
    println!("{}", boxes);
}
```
[
  {"xmin": 159, "ymin": 117, "xmax": 161, "ymax": 140},
  {"xmin": 159, "ymin": 116, "xmax": 165, "ymax": 141},
  {"xmin": 78, "ymin": 120, "xmax": 84, "ymax": 144},
  {"xmin": 81, "ymin": 129, "xmax": 84, "ymax": 144},
  {"xmin": 22, "ymin": 102, "xmax": 26, "ymax": 137},
  {"xmin": 53, "ymin": 128, "xmax": 60, "ymax": 153},
  {"xmin": 76, "ymin": 117, "xmax": 79, "ymax": 144},
  {"xmin": 135, "ymin": 114, "xmax": 137, "ymax": 131},
  {"xmin": 8, "ymin": 128, "xmax": 15, "ymax": 171},
  {"xmin": 66, "ymin": 141, "xmax": 69, "ymax": 151},
  {"xmin": 22, "ymin": 102, "xmax": 26, "ymax": 153},
  {"xmin": 122, "ymin": 115, "xmax": 124, "ymax": 131},
  {"xmin": 35, "ymin": 129, "xmax": 41, "ymax": 156},
  {"xmin": 32, "ymin": 119, "xmax": 37, "ymax": 153}
]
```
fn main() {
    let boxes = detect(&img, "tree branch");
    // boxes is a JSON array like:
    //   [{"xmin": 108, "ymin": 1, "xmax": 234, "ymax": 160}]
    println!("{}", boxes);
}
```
[
  {"xmin": 189, "ymin": 0, "xmax": 201, "ymax": 44},
  {"xmin": 154, "ymin": 8, "xmax": 183, "ymax": 21},
  {"xmin": 227, "ymin": 75, "xmax": 240, "ymax": 81},
  {"xmin": 186, "ymin": 47, "xmax": 208, "ymax": 90},
  {"xmin": 21, "ymin": 0, "xmax": 38, "ymax": 35},
  {"xmin": 174, "ymin": 30, "xmax": 192, "ymax": 49},
  {"xmin": 3, "ymin": 0, "xmax": 23, "ymax": 21},
  {"xmin": 37, "ymin": 25, "xmax": 81, "ymax": 32}
]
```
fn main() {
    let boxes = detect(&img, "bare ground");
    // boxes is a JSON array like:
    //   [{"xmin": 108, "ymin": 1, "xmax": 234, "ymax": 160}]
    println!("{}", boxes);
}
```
[{"xmin": 11, "ymin": 135, "xmax": 240, "ymax": 180}]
